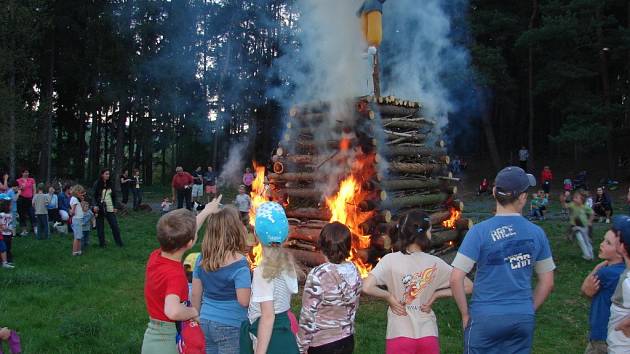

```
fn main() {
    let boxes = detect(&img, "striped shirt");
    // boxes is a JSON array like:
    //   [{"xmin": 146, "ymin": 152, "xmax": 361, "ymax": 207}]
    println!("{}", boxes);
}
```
[{"xmin": 248, "ymin": 266, "xmax": 298, "ymax": 323}]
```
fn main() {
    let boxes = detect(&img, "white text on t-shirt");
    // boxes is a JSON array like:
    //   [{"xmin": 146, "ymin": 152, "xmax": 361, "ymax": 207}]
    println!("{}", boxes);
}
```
[{"xmin": 490, "ymin": 225, "xmax": 517, "ymax": 242}]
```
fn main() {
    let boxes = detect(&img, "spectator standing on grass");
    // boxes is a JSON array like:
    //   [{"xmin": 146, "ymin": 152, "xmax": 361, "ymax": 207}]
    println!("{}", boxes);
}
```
[
  {"xmin": 47, "ymin": 185, "xmax": 60, "ymax": 226},
  {"xmin": 363, "ymin": 210, "xmax": 472, "ymax": 354},
  {"xmin": 81, "ymin": 200, "xmax": 95, "ymax": 250},
  {"xmin": 120, "ymin": 169, "xmax": 132, "ymax": 205},
  {"xmin": 518, "ymin": 146, "xmax": 529, "ymax": 171},
  {"xmin": 70, "ymin": 184, "xmax": 85, "ymax": 256},
  {"xmin": 606, "ymin": 215, "xmax": 630, "ymax": 352},
  {"xmin": 171, "ymin": 166, "xmax": 194, "ymax": 210},
  {"xmin": 132, "ymin": 169, "xmax": 143, "ymax": 210},
  {"xmin": 594, "ymin": 186, "xmax": 614, "ymax": 223},
  {"xmin": 580, "ymin": 229, "xmax": 625, "ymax": 354},
  {"xmin": 191, "ymin": 166, "xmax": 204, "ymax": 206},
  {"xmin": 450, "ymin": 166, "xmax": 555, "ymax": 354},
  {"xmin": 203, "ymin": 165, "xmax": 217, "ymax": 202},
  {"xmin": 243, "ymin": 167, "xmax": 255, "ymax": 193},
  {"xmin": 16, "ymin": 169, "xmax": 36, "ymax": 236},
  {"xmin": 234, "ymin": 185, "xmax": 251, "ymax": 225},
  {"xmin": 0, "ymin": 195, "xmax": 15, "ymax": 268},
  {"xmin": 191, "ymin": 204, "xmax": 251, "ymax": 354},
  {"xmin": 58, "ymin": 184, "xmax": 72, "ymax": 222},
  {"xmin": 298, "ymin": 222, "xmax": 363, "ymax": 354},
  {"xmin": 141, "ymin": 202, "xmax": 219, "ymax": 354},
  {"xmin": 32, "ymin": 183, "xmax": 51, "ymax": 240},
  {"xmin": 6, "ymin": 182, "xmax": 20, "ymax": 234},
  {"xmin": 540, "ymin": 166, "xmax": 553, "ymax": 196},
  {"xmin": 94, "ymin": 169, "xmax": 123, "ymax": 247}
]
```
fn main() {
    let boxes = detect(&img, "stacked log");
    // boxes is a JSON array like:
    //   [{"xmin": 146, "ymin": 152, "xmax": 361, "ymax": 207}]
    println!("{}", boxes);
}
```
[{"xmin": 268, "ymin": 95, "xmax": 469, "ymax": 268}]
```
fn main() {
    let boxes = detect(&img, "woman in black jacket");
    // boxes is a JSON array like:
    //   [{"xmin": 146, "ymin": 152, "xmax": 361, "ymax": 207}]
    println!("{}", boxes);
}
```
[
  {"xmin": 93, "ymin": 169, "xmax": 123, "ymax": 247},
  {"xmin": 593, "ymin": 186, "xmax": 614, "ymax": 223}
]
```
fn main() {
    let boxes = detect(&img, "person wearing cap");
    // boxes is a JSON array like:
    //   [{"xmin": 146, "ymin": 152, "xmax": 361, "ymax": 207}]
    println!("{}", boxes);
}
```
[
  {"xmin": 450, "ymin": 166, "xmax": 555, "ymax": 354},
  {"xmin": 607, "ymin": 215, "xmax": 630, "ymax": 352},
  {"xmin": 240, "ymin": 201, "xmax": 299, "ymax": 354}
]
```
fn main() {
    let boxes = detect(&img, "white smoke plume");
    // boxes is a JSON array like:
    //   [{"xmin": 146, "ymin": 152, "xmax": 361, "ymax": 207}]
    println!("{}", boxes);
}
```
[{"xmin": 218, "ymin": 142, "xmax": 248, "ymax": 188}]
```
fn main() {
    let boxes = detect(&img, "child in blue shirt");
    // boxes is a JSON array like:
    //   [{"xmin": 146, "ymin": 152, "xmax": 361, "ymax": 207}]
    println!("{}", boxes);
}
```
[{"xmin": 581, "ymin": 229, "xmax": 625, "ymax": 354}]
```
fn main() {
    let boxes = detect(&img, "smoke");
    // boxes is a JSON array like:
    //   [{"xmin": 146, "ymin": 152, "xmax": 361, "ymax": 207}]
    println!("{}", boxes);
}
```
[{"xmin": 217, "ymin": 142, "xmax": 248, "ymax": 188}]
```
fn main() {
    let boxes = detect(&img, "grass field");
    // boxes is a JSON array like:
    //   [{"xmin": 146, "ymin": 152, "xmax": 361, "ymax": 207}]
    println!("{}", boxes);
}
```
[{"xmin": 0, "ymin": 199, "xmax": 615, "ymax": 353}]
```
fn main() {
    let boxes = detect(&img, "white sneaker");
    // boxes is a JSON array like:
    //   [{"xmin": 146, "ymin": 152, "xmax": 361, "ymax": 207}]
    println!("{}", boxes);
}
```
[{"xmin": 2, "ymin": 262, "xmax": 15, "ymax": 269}]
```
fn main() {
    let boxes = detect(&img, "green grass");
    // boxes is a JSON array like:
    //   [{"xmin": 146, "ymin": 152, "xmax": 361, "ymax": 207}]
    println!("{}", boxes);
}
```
[{"xmin": 0, "ymin": 206, "xmax": 614, "ymax": 353}]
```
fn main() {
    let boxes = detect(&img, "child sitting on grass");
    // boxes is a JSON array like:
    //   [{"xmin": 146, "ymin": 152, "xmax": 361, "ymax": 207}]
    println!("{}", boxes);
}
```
[
  {"xmin": 241, "ymin": 201, "xmax": 299, "ymax": 354},
  {"xmin": 0, "ymin": 195, "xmax": 14, "ymax": 269},
  {"xmin": 363, "ymin": 210, "xmax": 473, "ymax": 354},
  {"xmin": 568, "ymin": 190, "xmax": 595, "ymax": 260},
  {"xmin": 297, "ymin": 222, "xmax": 362, "ymax": 354},
  {"xmin": 581, "ymin": 228, "xmax": 625, "ymax": 354},
  {"xmin": 161, "ymin": 197, "xmax": 172, "ymax": 215},
  {"xmin": 606, "ymin": 215, "xmax": 630, "ymax": 353},
  {"xmin": 191, "ymin": 205, "xmax": 251, "ymax": 354},
  {"xmin": 529, "ymin": 190, "xmax": 548, "ymax": 221},
  {"xmin": 81, "ymin": 201, "xmax": 95, "ymax": 250},
  {"xmin": 141, "ymin": 196, "xmax": 221, "ymax": 354}
]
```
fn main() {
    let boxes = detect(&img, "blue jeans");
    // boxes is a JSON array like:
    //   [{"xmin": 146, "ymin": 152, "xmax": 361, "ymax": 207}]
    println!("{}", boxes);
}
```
[
  {"xmin": 36, "ymin": 214, "xmax": 49, "ymax": 240},
  {"xmin": 200, "ymin": 319, "xmax": 240, "ymax": 354},
  {"xmin": 464, "ymin": 314, "xmax": 535, "ymax": 354},
  {"xmin": 132, "ymin": 188, "xmax": 143, "ymax": 209},
  {"xmin": 82, "ymin": 230, "xmax": 90, "ymax": 249}
]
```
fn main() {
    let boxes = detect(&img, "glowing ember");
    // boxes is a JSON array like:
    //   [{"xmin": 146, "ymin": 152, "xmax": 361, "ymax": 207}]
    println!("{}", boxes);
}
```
[
  {"xmin": 326, "ymin": 175, "xmax": 375, "ymax": 278},
  {"xmin": 247, "ymin": 163, "xmax": 267, "ymax": 268},
  {"xmin": 442, "ymin": 207, "xmax": 462, "ymax": 229}
]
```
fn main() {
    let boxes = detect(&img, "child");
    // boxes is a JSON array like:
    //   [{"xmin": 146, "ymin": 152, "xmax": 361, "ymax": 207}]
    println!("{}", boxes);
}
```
[
  {"xmin": 0, "ymin": 195, "xmax": 14, "ymax": 269},
  {"xmin": 47, "ymin": 185, "xmax": 60, "ymax": 226},
  {"xmin": 0, "ymin": 326, "xmax": 21, "ymax": 353},
  {"xmin": 297, "ymin": 222, "xmax": 362, "ymax": 354},
  {"xmin": 563, "ymin": 178, "xmax": 573, "ymax": 192},
  {"xmin": 242, "ymin": 201, "xmax": 299, "ymax": 354},
  {"xmin": 32, "ymin": 183, "xmax": 51, "ymax": 240},
  {"xmin": 141, "ymin": 196, "xmax": 222, "ymax": 354},
  {"xmin": 6, "ymin": 182, "xmax": 19, "ymax": 236},
  {"xmin": 607, "ymin": 215, "xmax": 630, "ymax": 353},
  {"xmin": 568, "ymin": 191, "xmax": 595, "ymax": 260},
  {"xmin": 81, "ymin": 201, "xmax": 95, "ymax": 250},
  {"xmin": 529, "ymin": 190, "xmax": 548, "ymax": 221},
  {"xmin": 540, "ymin": 166, "xmax": 553, "ymax": 196},
  {"xmin": 477, "ymin": 178, "xmax": 489, "ymax": 196},
  {"xmin": 581, "ymin": 229, "xmax": 625, "ymax": 354},
  {"xmin": 560, "ymin": 190, "xmax": 572, "ymax": 218},
  {"xmin": 242, "ymin": 168, "xmax": 255, "ymax": 193},
  {"xmin": 191, "ymin": 206, "xmax": 251, "ymax": 353},
  {"xmin": 363, "ymin": 210, "xmax": 473, "ymax": 354},
  {"xmin": 234, "ymin": 185, "xmax": 252, "ymax": 225},
  {"xmin": 161, "ymin": 197, "xmax": 172, "ymax": 215},
  {"xmin": 69, "ymin": 185, "xmax": 85, "ymax": 256}
]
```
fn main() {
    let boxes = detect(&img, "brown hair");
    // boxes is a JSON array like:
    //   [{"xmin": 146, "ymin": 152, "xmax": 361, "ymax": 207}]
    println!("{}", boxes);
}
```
[
  {"xmin": 157, "ymin": 209, "xmax": 196, "ymax": 252},
  {"xmin": 200, "ymin": 206, "xmax": 247, "ymax": 272},
  {"xmin": 318, "ymin": 222, "xmax": 351, "ymax": 264},
  {"xmin": 494, "ymin": 188, "xmax": 522, "ymax": 206},
  {"xmin": 391, "ymin": 209, "xmax": 432, "ymax": 253}
]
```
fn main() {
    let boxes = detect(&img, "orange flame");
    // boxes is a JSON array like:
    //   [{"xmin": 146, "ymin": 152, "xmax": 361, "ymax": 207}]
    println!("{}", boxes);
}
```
[
  {"xmin": 247, "ymin": 163, "xmax": 267, "ymax": 269},
  {"xmin": 326, "ymin": 175, "xmax": 375, "ymax": 278},
  {"xmin": 442, "ymin": 207, "xmax": 462, "ymax": 229}
]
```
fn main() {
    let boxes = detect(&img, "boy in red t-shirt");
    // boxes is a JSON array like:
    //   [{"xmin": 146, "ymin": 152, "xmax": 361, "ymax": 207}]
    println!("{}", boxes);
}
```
[{"xmin": 141, "ymin": 196, "xmax": 222, "ymax": 354}]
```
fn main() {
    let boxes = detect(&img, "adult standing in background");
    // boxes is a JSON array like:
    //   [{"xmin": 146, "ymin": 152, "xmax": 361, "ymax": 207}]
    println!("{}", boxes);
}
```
[
  {"xmin": 16, "ymin": 169, "xmax": 36, "ymax": 236},
  {"xmin": 518, "ymin": 146, "xmax": 529, "ymax": 171},
  {"xmin": 94, "ymin": 169, "xmax": 123, "ymax": 247},
  {"xmin": 203, "ymin": 165, "xmax": 217, "ymax": 202},
  {"xmin": 172, "ymin": 166, "xmax": 194, "ymax": 210},
  {"xmin": 131, "ymin": 168, "xmax": 143, "ymax": 210},
  {"xmin": 120, "ymin": 170, "xmax": 132, "ymax": 206},
  {"xmin": 191, "ymin": 166, "xmax": 204, "ymax": 205}
]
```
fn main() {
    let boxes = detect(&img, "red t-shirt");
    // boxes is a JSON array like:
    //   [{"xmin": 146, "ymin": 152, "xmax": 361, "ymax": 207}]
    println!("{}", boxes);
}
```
[
  {"xmin": 540, "ymin": 170, "xmax": 553, "ymax": 183},
  {"xmin": 172, "ymin": 172, "xmax": 194, "ymax": 190},
  {"xmin": 144, "ymin": 249, "xmax": 189, "ymax": 322},
  {"xmin": 17, "ymin": 177, "xmax": 35, "ymax": 199}
]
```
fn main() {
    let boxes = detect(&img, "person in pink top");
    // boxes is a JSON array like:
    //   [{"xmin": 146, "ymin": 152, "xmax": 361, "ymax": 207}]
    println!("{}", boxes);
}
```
[
  {"xmin": 242, "ymin": 167, "xmax": 255, "ymax": 193},
  {"xmin": 16, "ymin": 169, "xmax": 36, "ymax": 236}
]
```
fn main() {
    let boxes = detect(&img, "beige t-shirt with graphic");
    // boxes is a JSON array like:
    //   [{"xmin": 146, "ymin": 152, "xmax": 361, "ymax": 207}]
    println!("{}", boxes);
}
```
[{"xmin": 370, "ymin": 251, "xmax": 452, "ymax": 339}]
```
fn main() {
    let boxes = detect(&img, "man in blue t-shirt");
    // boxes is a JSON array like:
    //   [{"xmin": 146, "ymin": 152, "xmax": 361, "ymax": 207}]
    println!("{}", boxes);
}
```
[{"xmin": 450, "ymin": 166, "xmax": 556, "ymax": 354}]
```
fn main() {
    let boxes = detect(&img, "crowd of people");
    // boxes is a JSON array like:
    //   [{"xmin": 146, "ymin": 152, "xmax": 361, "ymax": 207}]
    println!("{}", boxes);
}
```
[{"xmin": 137, "ymin": 165, "xmax": 630, "ymax": 354}]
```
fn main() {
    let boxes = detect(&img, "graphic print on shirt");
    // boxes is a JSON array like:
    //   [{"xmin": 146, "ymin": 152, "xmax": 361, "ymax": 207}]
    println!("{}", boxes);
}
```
[
  {"xmin": 487, "ymin": 238, "xmax": 535, "ymax": 270},
  {"xmin": 490, "ymin": 225, "xmax": 517, "ymax": 242},
  {"xmin": 400, "ymin": 264, "xmax": 437, "ymax": 305}
]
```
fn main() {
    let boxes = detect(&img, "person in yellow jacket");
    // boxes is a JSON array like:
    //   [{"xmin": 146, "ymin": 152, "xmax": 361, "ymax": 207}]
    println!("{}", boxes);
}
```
[{"xmin": 358, "ymin": 0, "xmax": 386, "ymax": 48}]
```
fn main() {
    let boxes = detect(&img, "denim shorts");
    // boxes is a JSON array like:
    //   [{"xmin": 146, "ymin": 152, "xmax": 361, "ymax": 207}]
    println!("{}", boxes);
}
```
[
  {"xmin": 200, "ymin": 318, "xmax": 240, "ymax": 354},
  {"xmin": 464, "ymin": 313, "xmax": 535, "ymax": 354},
  {"xmin": 0, "ymin": 239, "xmax": 6, "ymax": 253},
  {"xmin": 72, "ymin": 219, "xmax": 83, "ymax": 240}
]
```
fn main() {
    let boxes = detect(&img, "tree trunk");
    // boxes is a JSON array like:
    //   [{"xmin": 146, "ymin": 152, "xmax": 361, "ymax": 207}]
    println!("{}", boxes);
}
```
[
  {"xmin": 379, "ymin": 178, "xmax": 444, "ymax": 191},
  {"xmin": 113, "ymin": 106, "xmax": 126, "ymax": 196},
  {"xmin": 40, "ymin": 31, "xmax": 55, "ymax": 183},
  {"xmin": 387, "ymin": 162, "xmax": 441, "ymax": 174},
  {"xmin": 596, "ymin": 6, "xmax": 615, "ymax": 175},
  {"xmin": 527, "ymin": 0, "xmax": 538, "ymax": 172},
  {"xmin": 7, "ymin": 0, "xmax": 16, "ymax": 179},
  {"xmin": 381, "ymin": 192, "xmax": 447, "ymax": 210},
  {"xmin": 479, "ymin": 91, "xmax": 502, "ymax": 170},
  {"xmin": 285, "ymin": 208, "xmax": 331, "ymax": 221}
]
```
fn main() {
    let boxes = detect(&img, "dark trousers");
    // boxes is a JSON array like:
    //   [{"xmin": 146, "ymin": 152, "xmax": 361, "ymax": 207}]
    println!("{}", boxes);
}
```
[
  {"xmin": 96, "ymin": 211, "xmax": 123, "ymax": 247},
  {"xmin": 36, "ymin": 214, "xmax": 49, "ymax": 240},
  {"xmin": 4, "ymin": 234, "xmax": 12, "ymax": 262},
  {"xmin": 121, "ymin": 186, "xmax": 130, "ymax": 204},
  {"xmin": 519, "ymin": 160, "xmax": 527, "ymax": 171},
  {"xmin": 17, "ymin": 197, "xmax": 35, "ymax": 230},
  {"xmin": 308, "ymin": 335, "xmax": 354, "ymax": 354},
  {"xmin": 176, "ymin": 188, "xmax": 192, "ymax": 210},
  {"xmin": 132, "ymin": 188, "xmax": 143, "ymax": 209}
]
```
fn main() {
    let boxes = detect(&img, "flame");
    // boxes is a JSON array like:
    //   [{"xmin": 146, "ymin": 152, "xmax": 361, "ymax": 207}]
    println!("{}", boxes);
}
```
[
  {"xmin": 442, "ymin": 207, "xmax": 462, "ymax": 229},
  {"xmin": 247, "ymin": 163, "xmax": 267, "ymax": 269},
  {"xmin": 326, "ymin": 175, "xmax": 375, "ymax": 278}
]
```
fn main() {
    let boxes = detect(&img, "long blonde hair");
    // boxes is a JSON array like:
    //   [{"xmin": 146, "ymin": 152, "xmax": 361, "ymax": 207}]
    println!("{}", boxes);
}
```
[
  {"xmin": 260, "ymin": 245, "xmax": 298, "ymax": 280},
  {"xmin": 201, "ymin": 206, "xmax": 247, "ymax": 272}
]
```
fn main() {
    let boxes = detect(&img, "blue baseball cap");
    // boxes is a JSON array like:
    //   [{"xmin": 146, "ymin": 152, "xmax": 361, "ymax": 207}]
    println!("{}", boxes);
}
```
[
  {"xmin": 495, "ymin": 166, "xmax": 536, "ymax": 197},
  {"xmin": 254, "ymin": 202, "xmax": 289, "ymax": 246},
  {"xmin": 613, "ymin": 215, "xmax": 630, "ymax": 246}
]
